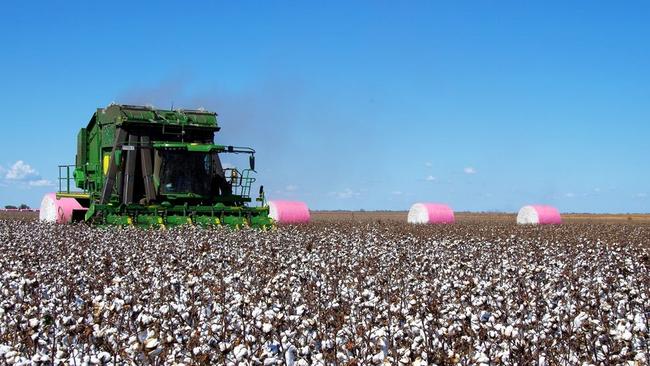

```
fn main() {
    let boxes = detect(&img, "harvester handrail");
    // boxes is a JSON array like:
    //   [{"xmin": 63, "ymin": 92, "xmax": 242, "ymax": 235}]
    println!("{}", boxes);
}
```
[
  {"xmin": 223, "ymin": 168, "xmax": 256, "ymax": 198},
  {"xmin": 57, "ymin": 164, "xmax": 76, "ymax": 194}
]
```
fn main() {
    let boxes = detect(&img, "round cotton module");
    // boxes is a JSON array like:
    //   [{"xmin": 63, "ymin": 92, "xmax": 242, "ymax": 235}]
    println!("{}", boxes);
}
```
[
  {"xmin": 517, "ymin": 205, "xmax": 562, "ymax": 225},
  {"xmin": 407, "ymin": 203, "xmax": 455, "ymax": 224},
  {"xmin": 268, "ymin": 200, "xmax": 310, "ymax": 224},
  {"xmin": 39, "ymin": 193, "xmax": 85, "ymax": 224}
]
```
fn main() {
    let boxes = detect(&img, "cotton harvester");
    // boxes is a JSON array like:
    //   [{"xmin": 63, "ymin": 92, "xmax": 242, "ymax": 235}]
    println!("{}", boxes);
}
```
[{"xmin": 39, "ymin": 104, "xmax": 310, "ymax": 228}]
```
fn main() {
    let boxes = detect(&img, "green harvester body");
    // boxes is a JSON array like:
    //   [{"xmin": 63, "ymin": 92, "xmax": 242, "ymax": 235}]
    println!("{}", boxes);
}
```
[{"xmin": 57, "ymin": 104, "xmax": 272, "ymax": 228}]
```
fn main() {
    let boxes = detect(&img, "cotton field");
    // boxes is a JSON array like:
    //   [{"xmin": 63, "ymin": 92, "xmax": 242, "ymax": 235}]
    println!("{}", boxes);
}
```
[{"xmin": 0, "ymin": 219, "xmax": 648, "ymax": 365}]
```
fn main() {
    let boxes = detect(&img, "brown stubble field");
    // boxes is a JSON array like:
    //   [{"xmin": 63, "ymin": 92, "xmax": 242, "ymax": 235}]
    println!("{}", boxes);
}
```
[
  {"xmin": 312, "ymin": 210, "xmax": 650, "ymax": 224},
  {"xmin": 0, "ymin": 210, "xmax": 39, "ymax": 221}
]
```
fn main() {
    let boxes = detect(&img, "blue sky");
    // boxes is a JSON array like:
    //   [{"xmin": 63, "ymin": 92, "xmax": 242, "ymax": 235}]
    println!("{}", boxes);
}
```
[{"xmin": 0, "ymin": 1, "xmax": 648, "ymax": 212}]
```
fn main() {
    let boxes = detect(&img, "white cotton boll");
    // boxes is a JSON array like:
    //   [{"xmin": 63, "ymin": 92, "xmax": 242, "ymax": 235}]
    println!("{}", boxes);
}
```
[
  {"xmin": 474, "ymin": 352, "xmax": 489, "ymax": 362},
  {"xmin": 97, "ymin": 352, "xmax": 111, "ymax": 362},
  {"xmin": 479, "ymin": 310, "xmax": 491, "ymax": 322},
  {"xmin": 130, "ymin": 343, "xmax": 141, "ymax": 353},
  {"xmin": 218, "ymin": 342, "xmax": 230, "ymax": 352},
  {"xmin": 372, "ymin": 351, "xmax": 385, "ymax": 363},
  {"xmin": 245, "ymin": 334, "xmax": 257, "ymax": 343},
  {"xmin": 144, "ymin": 338, "xmax": 159, "ymax": 349},
  {"xmin": 470, "ymin": 315, "xmax": 480, "ymax": 332},
  {"xmin": 572, "ymin": 312, "xmax": 588, "ymax": 331},
  {"xmin": 538, "ymin": 355, "xmax": 547, "ymax": 366},
  {"xmin": 264, "ymin": 357, "xmax": 279, "ymax": 365},
  {"xmin": 622, "ymin": 330, "xmax": 632, "ymax": 341},
  {"xmin": 263, "ymin": 323, "xmax": 273, "ymax": 333},
  {"xmin": 501, "ymin": 325, "xmax": 513, "ymax": 338},
  {"xmin": 0, "ymin": 346, "xmax": 11, "ymax": 358},
  {"xmin": 285, "ymin": 345, "xmax": 297, "ymax": 366},
  {"xmin": 295, "ymin": 305, "xmax": 306, "ymax": 316},
  {"xmin": 93, "ymin": 324, "xmax": 107, "ymax": 338},
  {"xmin": 234, "ymin": 344, "xmax": 248, "ymax": 361},
  {"xmin": 113, "ymin": 298, "xmax": 125, "ymax": 311},
  {"xmin": 634, "ymin": 313, "xmax": 647, "ymax": 332}
]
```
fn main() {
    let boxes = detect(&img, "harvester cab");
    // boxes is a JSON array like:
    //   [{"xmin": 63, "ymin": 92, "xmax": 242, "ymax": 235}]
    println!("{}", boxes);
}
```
[{"xmin": 39, "ymin": 104, "xmax": 310, "ymax": 228}]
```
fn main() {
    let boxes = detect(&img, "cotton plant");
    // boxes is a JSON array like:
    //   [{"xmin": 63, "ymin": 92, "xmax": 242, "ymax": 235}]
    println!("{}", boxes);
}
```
[{"xmin": 0, "ymin": 220, "xmax": 648, "ymax": 365}]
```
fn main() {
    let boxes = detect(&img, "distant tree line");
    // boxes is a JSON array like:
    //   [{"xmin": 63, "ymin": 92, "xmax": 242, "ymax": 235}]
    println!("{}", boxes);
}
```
[{"xmin": 3, "ymin": 204, "xmax": 30, "ymax": 210}]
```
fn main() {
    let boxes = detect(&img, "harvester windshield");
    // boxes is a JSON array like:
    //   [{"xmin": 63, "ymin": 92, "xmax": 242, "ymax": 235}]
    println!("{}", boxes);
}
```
[{"xmin": 156, "ymin": 150, "xmax": 228, "ymax": 197}]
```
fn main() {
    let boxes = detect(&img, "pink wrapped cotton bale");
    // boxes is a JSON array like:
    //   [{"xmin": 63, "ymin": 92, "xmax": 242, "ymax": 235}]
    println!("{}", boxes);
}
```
[
  {"xmin": 39, "ymin": 193, "xmax": 86, "ymax": 224},
  {"xmin": 517, "ymin": 205, "xmax": 562, "ymax": 225},
  {"xmin": 268, "ymin": 200, "xmax": 310, "ymax": 224},
  {"xmin": 407, "ymin": 203, "xmax": 455, "ymax": 224}
]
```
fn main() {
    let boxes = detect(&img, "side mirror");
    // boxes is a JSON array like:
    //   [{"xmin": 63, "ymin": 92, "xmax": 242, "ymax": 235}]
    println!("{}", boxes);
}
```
[{"xmin": 249, "ymin": 155, "xmax": 256, "ymax": 171}]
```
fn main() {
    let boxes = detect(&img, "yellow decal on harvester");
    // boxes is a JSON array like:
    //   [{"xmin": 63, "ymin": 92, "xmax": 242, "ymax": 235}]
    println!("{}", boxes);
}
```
[{"xmin": 103, "ymin": 154, "xmax": 110, "ymax": 175}]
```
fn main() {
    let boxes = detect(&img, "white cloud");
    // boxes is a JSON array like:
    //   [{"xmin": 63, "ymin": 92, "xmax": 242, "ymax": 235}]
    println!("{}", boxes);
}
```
[
  {"xmin": 28, "ymin": 179, "xmax": 54, "ymax": 187},
  {"xmin": 1, "ymin": 160, "xmax": 52, "ymax": 189},
  {"xmin": 285, "ymin": 184, "xmax": 298, "ymax": 192},
  {"xmin": 565, "ymin": 192, "xmax": 576, "ymax": 198},
  {"xmin": 637, "ymin": 193, "xmax": 648, "ymax": 198},
  {"xmin": 425, "ymin": 175, "xmax": 437, "ymax": 182},
  {"xmin": 330, "ymin": 188, "xmax": 361, "ymax": 199},
  {"xmin": 463, "ymin": 167, "xmax": 476, "ymax": 175},
  {"xmin": 391, "ymin": 191, "xmax": 402, "ymax": 195},
  {"xmin": 424, "ymin": 162, "xmax": 432, "ymax": 168},
  {"xmin": 5, "ymin": 160, "xmax": 38, "ymax": 181}
]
